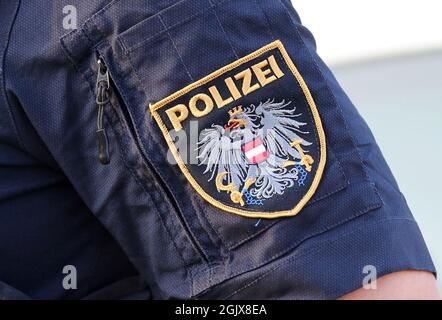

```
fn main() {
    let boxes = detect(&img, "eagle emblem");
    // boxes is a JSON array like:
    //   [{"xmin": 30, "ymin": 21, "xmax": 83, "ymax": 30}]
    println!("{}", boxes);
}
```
[
  {"xmin": 196, "ymin": 99, "xmax": 314, "ymax": 207},
  {"xmin": 149, "ymin": 40, "xmax": 326, "ymax": 218}
]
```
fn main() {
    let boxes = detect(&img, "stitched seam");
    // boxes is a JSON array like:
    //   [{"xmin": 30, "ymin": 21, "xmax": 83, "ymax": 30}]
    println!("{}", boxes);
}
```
[
  {"xmin": 82, "ymin": 0, "xmax": 122, "ymax": 32},
  {"xmin": 196, "ymin": 200, "xmax": 381, "ymax": 298},
  {"xmin": 117, "ymin": 34, "xmax": 128, "ymax": 53},
  {"xmin": 227, "ymin": 220, "xmax": 278, "ymax": 250},
  {"xmin": 103, "ymin": 88, "xmax": 192, "ymax": 289},
  {"xmin": 115, "ymin": 36, "xmax": 166, "ymax": 166},
  {"xmin": 110, "ymin": 39, "xmax": 215, "ymax": 261},
  {"xmin": 195, "ymin": 184, "xmax": 382, "ymax": 297},
  {"xmin": 99, "ymin": 47, "xmax": 209, "ymax": 263},
  {"xmin": 93, "ymin": 5, "xmax": 214, "ymax": 261},
  {"xmin": 281, "ymin": 0, "xmax": 375, "ymax": 188},
  {"xmin": 80, "ymin": 24, "xmax": 96, "ymax": 47},
  {"xmin": 228, "ymin": 176, "xmax": 348, "ymax": 250},
  {"xmin": 61, "ymin": 0, "xmax": 121, "ymax": 55},
  {"xmin": 255, "ymin": 0, "xmax": 276, "ymax": 41},
  {"xmin": 258, "ymin": 0, "xmax": 351, "ymax": 205},
  {"xmin": 222, "ymin": 217, "xmax": 417, "ymax": 299},
  {"xmin": 208, "ymin": 0, "xmax": 239, "ymax": 59},
  {"xmin": 160, "ymin": 0, "xmax": 233, "ymax": 33},
  {"xmin": 258, "ymin": 0, "xmax": 322, "ymax": 196},
  {"xmin": 108, "ymin": 96, "xmax": 194, "ymax": 295},
  {"xmin": 265, "ymin": 202, "xmax": 380, "ymax": 264},
  {"xmin": 93, "ymin": 19, "xmax": 194, "ymax": 235},
  {"xmin": 125, "ymin": 9, "xmax": 208, "ymax": 54},
  {"xmin": 1, "ymin": 0, "xmax": 26, "ymax": 151},
  {"xmin": 115, "ymin": 38, "xmax": 148, "ymax": 97},
  {"xmin": 106, "ymin": 105, "xmax": 195, "ymax": 296},
  {"xmin": 148, "ymin": 0, "xmax": 210, "ymax": 39},
  {"xmin": 222, "ymin": 244, "xmax": 324, "ymax": 300},
  {"xmin": 111, "ymin": 38, "xmax": 216, "ymax": 262},
  {"xmin": 157, "ymin": 14, "xmax": 194, "ymax": 82},
  {"xmin": 192, "ymin": 196, "xmax": 227, "ymax": 251},
  {"xmin": 309, "ymin": 178, "xmax": 348, "ymax": 204},
  {"xmin": 228, "ymin": 149, "xmax": 348, "ymax": 248},
  {"xmin": 124, "ymin": 0, "xmax": 234, "ymax": 54}
]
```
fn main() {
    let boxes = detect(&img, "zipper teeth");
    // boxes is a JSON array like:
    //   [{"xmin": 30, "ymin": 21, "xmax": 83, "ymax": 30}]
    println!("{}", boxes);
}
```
[{"xmin": 97, "ymin": 55, "xmax": 208, "ymax": 262}]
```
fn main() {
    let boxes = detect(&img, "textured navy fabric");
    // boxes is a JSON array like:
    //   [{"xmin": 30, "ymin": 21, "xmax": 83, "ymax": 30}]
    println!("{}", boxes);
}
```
[{"xmin": 0, "ymin": 0, "xmax": 435, "ymax": 299}]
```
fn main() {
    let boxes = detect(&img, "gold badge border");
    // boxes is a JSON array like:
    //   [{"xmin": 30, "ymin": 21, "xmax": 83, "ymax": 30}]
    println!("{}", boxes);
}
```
[{"xmin": 149, "ymin": 40, "xmax": 327, "ymax": 219}]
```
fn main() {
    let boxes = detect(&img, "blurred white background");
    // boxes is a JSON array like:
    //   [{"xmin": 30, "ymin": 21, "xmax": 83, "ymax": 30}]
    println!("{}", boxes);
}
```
[
  {"xmin": 291, "ymin": 0, "xmax": 442, "ymax": 291},
  {"xmin": 292, "ymin": 0, "xmax": 442, "ymax": 65}
]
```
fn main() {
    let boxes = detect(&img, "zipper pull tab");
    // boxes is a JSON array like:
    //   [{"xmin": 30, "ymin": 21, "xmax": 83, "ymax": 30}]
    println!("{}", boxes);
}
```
[{"xmin": 96, "ymin": 58, "xmax": 111, "ymax": 165}]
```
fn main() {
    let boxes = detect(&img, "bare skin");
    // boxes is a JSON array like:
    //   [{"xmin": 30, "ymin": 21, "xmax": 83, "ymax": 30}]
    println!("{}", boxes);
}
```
[{"xmin": 339, "ymin": 271, "xmax": 440, "ymax": 300}]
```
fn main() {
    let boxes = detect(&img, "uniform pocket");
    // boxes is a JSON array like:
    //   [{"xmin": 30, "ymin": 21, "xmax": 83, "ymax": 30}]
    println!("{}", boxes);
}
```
[
  {"xmin": 61, "ymin": 0, "xmax": 382, "ymax": 294},
  {"xmin": 106, "ymin": 0, "xmax": 352, "ymax": 249}
]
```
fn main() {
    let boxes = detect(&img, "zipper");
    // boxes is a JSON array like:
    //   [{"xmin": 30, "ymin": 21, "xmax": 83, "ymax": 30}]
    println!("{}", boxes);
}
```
[
  {"xmin": 93, "ymin": 54, "xmax": 209, "ymax": 262},
  {"xmin": 95, "ymin": 57, "xmax": 111, "ymax": 165}
]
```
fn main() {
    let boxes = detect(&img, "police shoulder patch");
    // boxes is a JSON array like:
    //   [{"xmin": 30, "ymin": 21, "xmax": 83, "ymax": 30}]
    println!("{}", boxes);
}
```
[{"xmin": 149, "ymin": 40, "xmax": 326, "ymax": 219}]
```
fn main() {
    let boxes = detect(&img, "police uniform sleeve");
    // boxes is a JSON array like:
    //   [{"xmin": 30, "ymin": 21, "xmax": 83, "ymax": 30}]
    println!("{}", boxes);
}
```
[
  {"xmin": 5, "ymin": 0, "xmax": 435, "ymax": 299},
  {"xmin": 192, "ymin": 2, "xmax": 436, "ymax": 299}
]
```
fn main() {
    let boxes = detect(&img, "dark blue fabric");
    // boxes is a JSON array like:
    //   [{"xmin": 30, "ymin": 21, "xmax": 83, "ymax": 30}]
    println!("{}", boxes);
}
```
[{"xmin": 0, "ymin": 0, "xmax": 435, "ymax": 299}]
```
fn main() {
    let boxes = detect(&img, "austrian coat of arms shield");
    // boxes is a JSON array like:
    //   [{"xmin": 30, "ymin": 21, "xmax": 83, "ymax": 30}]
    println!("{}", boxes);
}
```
[{"xmin": 150, "ymin": 40, "xmax": 326, "ymax": 218}]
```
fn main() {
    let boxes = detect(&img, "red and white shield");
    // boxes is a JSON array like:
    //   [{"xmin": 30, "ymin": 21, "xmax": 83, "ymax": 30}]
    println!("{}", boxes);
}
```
[{"xmin": 242, "ymin": 137, "xmax": 269, "ymax": 164}]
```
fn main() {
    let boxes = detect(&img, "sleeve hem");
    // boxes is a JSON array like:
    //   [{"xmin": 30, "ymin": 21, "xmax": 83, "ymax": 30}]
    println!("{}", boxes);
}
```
[{"xmin": 217, "ymin": 218, "xmax": 436, "ymax": 300}]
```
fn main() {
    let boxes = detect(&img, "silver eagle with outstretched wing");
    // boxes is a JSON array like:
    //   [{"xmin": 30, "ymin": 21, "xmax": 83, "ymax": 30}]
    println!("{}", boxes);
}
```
[{"xmin": 196, "ymin": 99, "xmax": 313, "ymax": 206}]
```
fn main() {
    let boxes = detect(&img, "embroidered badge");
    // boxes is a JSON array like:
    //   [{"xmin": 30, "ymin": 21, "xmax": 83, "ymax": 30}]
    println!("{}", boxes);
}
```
[{"xmin": 149, "ymin": 40, "xmax": 326, "ymax": 218}]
